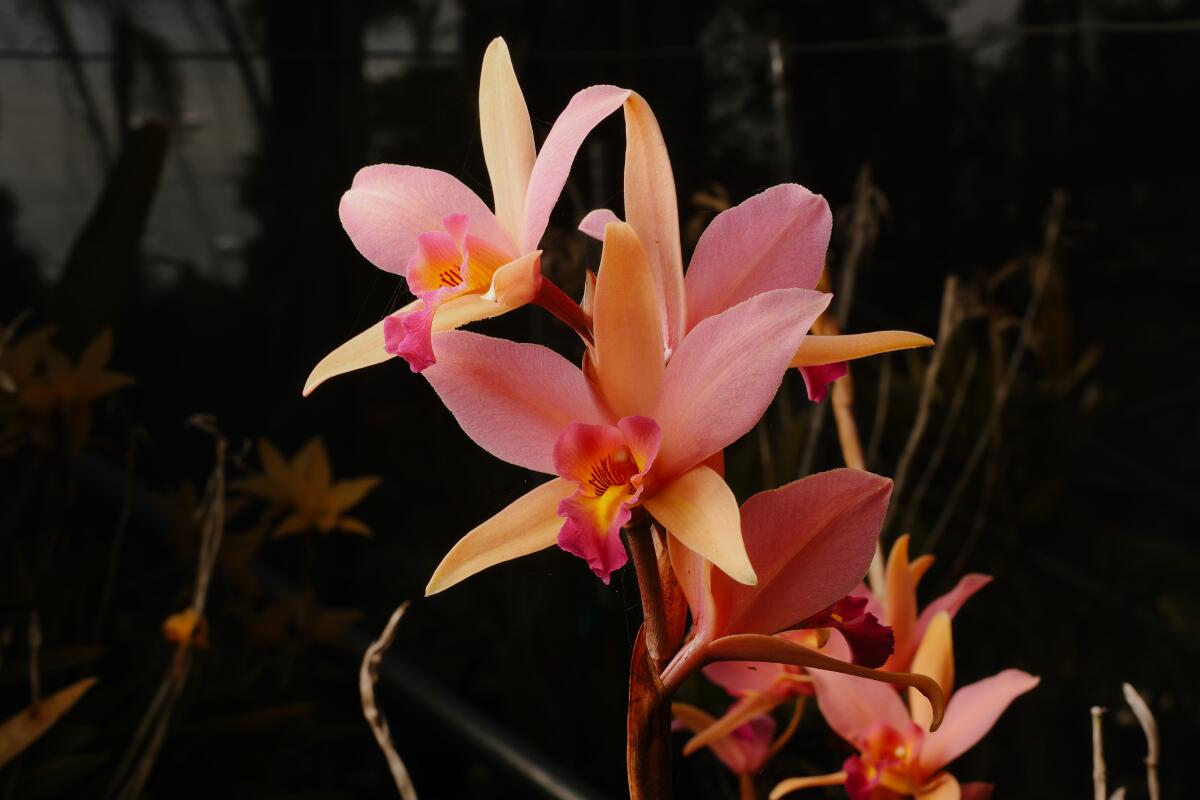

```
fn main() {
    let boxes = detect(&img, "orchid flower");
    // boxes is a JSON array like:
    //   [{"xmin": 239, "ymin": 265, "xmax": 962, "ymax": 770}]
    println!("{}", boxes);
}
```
[
  {"xmin": 682, "ymin": 597, "xmax": 893, "ymax": 758},
  {"xmin": 304, "ymin": 38, "xmax": 630, "ymax": 392},
  {"xmin": 771, "ymin": 616, "xmax": 1038, "ymax": 800},
  {"xmin": 420, "ymin": 220, "xmax": 829, "ymax": 590},
  {"xmin": 576, "ymin": 101, "xmax": 932, "ymax": 402},
  {"xmin": 672, "ymin": 701, "xmax": 782, "ymax": 800},
  {"xmin": 860, "ymin": 534, "xmax": 994, "ymax": 674},
  {"xmin": 657, "ymin": 470, "xmax": 944, "ymax": 739}
]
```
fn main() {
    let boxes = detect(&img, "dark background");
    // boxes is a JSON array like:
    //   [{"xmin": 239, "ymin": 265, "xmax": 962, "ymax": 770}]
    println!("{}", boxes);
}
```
[{"xmin": 1, "ymin": 0, "xmax": 1197, "ymax": 798}]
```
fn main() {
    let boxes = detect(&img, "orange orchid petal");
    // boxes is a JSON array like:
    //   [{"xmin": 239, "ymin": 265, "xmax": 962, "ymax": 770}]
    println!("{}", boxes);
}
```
[
  {"xmin": 910, "ymin": 553, "xmax": 936, "ymax": 586},
  {"xmin": 671, "ymin": 702, "xmax": 753, "ymax": 774},
  {"xmin": 302, "ymin": 303, "xmax": 414, "ymax": 396},
  {"xmin": 885, "ymin": 534, "xmax": 919, "ymax": 670},
  {"xmin": 917, "ymin": 773, "xmax": 962, "ymax": 800},
  {"xmin": 479, "ymin": 38, "xmax": 535, "ymax": 248},
  {"xmin": 790, "ymin": 331, "xmax": 934, "ymax": 368},
  {"xmin": 593, "ymin": 221, "xmax": 664, "ymax": 418},
  {"xmin": 769, "ymin": 773, "xmax": 848, "ymax": 799},
  {"xmin": 704, "ymin": 633, "xmax": 946, "ymax": 731},
  {"xmin": 644, "ymin": 465, "xmax": 757, "ymax": 586},
  {"xmin": 425, "ymin": 478, "xmax": 574, "ymax": 596},
  {"xmin": 484, "ymin": 251, "xmax": 542, "ymax": 308},
  {"xmin": 909, "ymin": 611, "xmax": 955, "ymax": 731},
  {"xmin": 683, "ymin": 690, "xmax": 781, "ymax": 756},
  {"xmin": 623, "ymin": 93, "xmax": 686, "ymax": 351}
]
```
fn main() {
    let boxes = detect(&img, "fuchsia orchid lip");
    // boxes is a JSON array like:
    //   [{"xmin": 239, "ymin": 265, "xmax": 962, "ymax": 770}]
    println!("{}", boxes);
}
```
[{"xmin": 553, "ymin": 416, "xmax": 661, "ymax": 583}]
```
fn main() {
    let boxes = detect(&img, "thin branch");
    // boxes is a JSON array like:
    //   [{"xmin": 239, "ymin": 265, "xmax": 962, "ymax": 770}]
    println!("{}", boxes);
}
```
[
  {"xmin": 1122, "ymin": 683, "xmax": 1160, "ymax": 800},
  {"xmin": 865, "ymin": 355, "xmax": 891, "ymax": 468},
  {"xmin": 1092, "ymin": 706, "xmax": 1107, "ymax": 800},
  {"xmin": 897, "ymin": 349, "xmax": 978, "ymax": 537},
  {"xmin": 361, "ymin": 603, "xmax": 419, "ymax": 800},
  {"xmin": 882, "ymin": 274, "xmax": 962, "ymax": 537},
  {"xmin": 925, "ymin": 192, "xmax": 1066, "ymax": 551}
]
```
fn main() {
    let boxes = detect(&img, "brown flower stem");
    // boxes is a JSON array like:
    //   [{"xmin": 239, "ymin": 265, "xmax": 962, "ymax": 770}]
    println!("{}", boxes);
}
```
[
  {"xmin": 627, "ymin": 519, "xmax": 668, "ymax": 669},
  {"xmin": 626, "ymin": 518, "xmax": 674, "ymax": 799},
  {"xmin": 739, "ymin": 773, "xmax": 757, "ymax": 800},
  {"xmin": 533, "ymin": 277, "xmax": 594, "ymax": 346}
]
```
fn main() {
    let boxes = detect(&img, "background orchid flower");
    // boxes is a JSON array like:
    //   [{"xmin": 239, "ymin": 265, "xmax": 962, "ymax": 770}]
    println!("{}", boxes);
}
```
[
  {"xmin": 683, "ymin": 597, "xmax": 894, "ymax": 758},
  {"xmin": 772, "ymin": 619, "xmax": 1038, "ymax": 800},
  {"xmin": 304, "ymin": 38, "xmax": 630, "ymax": 392},
  {"xmin": 672, "ymin": 701, "xmax": 780, "ymax": 800},
  {"xmin": 577, "ymin": 96, "xmax": 932, "ymax": 398},
  {"xmin": 418, "ymin": 221, "xmax": 831, "ymax": 593},
  {"xmin": 858, "ymin": 534, "xmax": 993, "ymax": 673},
  {"xmin": 657, "ymin": 469, "xmax": 945, "ymax": 728}
]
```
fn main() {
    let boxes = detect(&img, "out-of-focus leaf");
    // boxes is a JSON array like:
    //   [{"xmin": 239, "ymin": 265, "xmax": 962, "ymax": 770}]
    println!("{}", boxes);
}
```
[{"xmin": 0, "ymin": 677, "xmax": 98, "ymax": 768}]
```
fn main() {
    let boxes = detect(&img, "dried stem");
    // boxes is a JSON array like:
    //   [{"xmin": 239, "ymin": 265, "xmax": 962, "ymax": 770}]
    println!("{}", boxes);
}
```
[
  {"xmin": 26, "ymin": 612, "xmax": 40, "ymax": 711},
  {"xmin": 865, "ymin": 354, "xmax": 891, "ymax": 467},
  {"xmin": 925, "ymin": 193, "xmax": 1066, "ymax": 552},
  {"xmin": 883, "ymin": 274, "xmax": 962, "ymax": 537},
  {"xmin": 898, "ymin": 349, "xmax": 978, "ymax": 537},
  {"xmin": 1122, "ymin": 683, "xmax": 1160, "ymax": 800},
  {"xmin": 1091, "ymin": 706, "xmax": 1107, "ymax": 800},
  {"xmin": 108, "ymin": 419, "xmax": 226, "ymax": 800},
  {"xmin": 361, "ymin": 603, "xmax": 419, "ymax": 800}
]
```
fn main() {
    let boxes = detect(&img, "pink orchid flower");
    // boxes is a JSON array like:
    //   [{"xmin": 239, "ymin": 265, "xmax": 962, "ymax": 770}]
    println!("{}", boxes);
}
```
[
  {"xmin": 683, "ymin": 597, "xmax": 893, "ymax": 758},
  {"xmin": 771, "ymin": 618, "xmax": 1038, "ymax": 800},
  {"xmin": 858, "ymin": 534, "xmax": 994, "ymax": 674},
  {"xmin": 304, "ymin": 38, "xmax": 630, "ymax": 392},
  {"xmin": 420, "ymin": 219, "xmax": 829, "ymax": 591},
  {"xmin": 672, "ymin": 701, "xmax": 780, "ymax": 800},
  {"xmin": 575, "ymin": 101, "xmax": 932, "ymax": 403}
]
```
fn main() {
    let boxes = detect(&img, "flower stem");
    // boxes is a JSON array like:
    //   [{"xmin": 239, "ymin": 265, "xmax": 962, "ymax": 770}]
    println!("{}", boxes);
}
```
[
  {"xmin": 627, "ymin": 519, "xmax": 669, "ymax": 669},
  {"xmin": 533, "ymin": 278, "xmax": 594, "ymax": 346}
]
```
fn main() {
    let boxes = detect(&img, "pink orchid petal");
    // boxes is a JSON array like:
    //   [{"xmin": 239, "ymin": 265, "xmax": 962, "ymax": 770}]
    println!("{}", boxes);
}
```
[
  {"xmin": 799, "ymin": 362, "xmax": 848, "ymax": 403},
  {"xmin": 712, "ymin": 469, "xmax": 891, "ymax": 638},
  {"xmin": 384, "ymin": 305, "xmax": 437, "ymax": 372},
  {"xmin": 671, "ymin": 702, "xmax": 751, "ymax": 774},
  {"xmin": 522, "ymin": 85, "xmax": 631, "ymax": 251},
  {"xmin": 623, "ymin": 93, "xmax": 686, "ymax": 351},
  {"xmin": 593, "ymin": 222, "xmax": 665, "ymax": 418},
  {"xmin": 423, "ymin": 331, "xmax": 609, "ymax": 473},
  {"xmin": 918, "ymin": 670, "xmax": 1040, "ymax": 774},
  {"xmin": 479, "ymin": 38, "xmax": 536, "ymax": 248},
  {"xmin": 643, "ymin": 465, "xmax": 756, "ymax": 586},
  {"xmin": 655, "ymin": 288, "xmax": 830, "ymax": 479},
  {"xmin": 685, "ymin": 183, "xmax": 832, "ymax": 329},
  {"xmin": 667, "ymin": 532, "xmax": 715, "ymax": 645},
  {"xmin": 915, "ymin": 574, "xmax": 993, "ymax": 646},
  {"xmin": 703, "ymin": 659, "xmax": 790, "ymax": 698},
  {"xmin": 339, "ymin": 165, "xmax": 513, "ymax": 274},
  {"xmin": 808, "ymin": 632, "xmax": 912, "ymax": 744},
  {"xmin": 425, "ymin": 478, "xmax": 575, "ymax": 595},
  {"xmin": 681, "ymin": 692, "xmax": 783, "ymax": 759},
  {"xmin": 579, "ymin": 208, "xmax": 620, "ymax": 240}
]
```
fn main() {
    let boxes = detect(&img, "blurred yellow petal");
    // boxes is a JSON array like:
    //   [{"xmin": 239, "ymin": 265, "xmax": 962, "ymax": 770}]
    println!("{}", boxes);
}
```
[
  {"xmin": 0, "ymin": 677, "xmax": 98, "ymax": 768},
  {"xmin": 77, "ymin": 328, "xmax": 113, "ymax": 375},
  {"xmin": 329, "ymin": 476, "xmax": 381, "ymax": 511},
  {"xmin": 790, "ymin": 331, "xmax": 933, "ymax": 368},
  {"xmin": 274, "ymin": 513, "xmax": 309, "ymax": 539},
  {"xmin": 426, "ymin": 478, "xmax": 574, "ymax": 596},
  {"xmin": 479, "ymin": 37, "xmax": 535, "ymax": 248},
  {"xmin": 683, "ymin": 690, "xmax": 780, "ymax": 756},
  {"xmin": 909, "ymin": 611, "xmax": 954, "ymax": 730},
  {"xmin": 644, "ymin": 465, "xmax": 756, "ymax": 586},
  {"xmin": 336, "ymin": 516, "xmax": 373, "ymax": 537}
]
